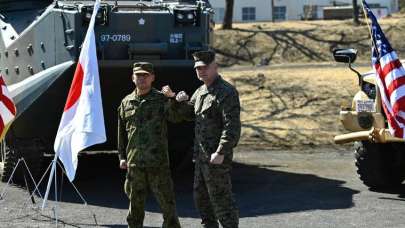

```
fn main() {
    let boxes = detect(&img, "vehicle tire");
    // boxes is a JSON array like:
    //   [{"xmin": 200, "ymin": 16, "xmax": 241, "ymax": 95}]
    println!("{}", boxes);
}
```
[
  {"xmin": 354, "ymin": 141, "xmax": 405, "ymax": 189},
  {"xmin": 0, "ymin": 137, "xmax": 44, "ymax": 184}
]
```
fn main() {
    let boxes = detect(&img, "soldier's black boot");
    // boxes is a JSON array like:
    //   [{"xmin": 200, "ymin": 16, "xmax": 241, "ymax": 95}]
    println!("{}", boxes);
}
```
[{"xmin": 201, "ymin": 219, "xmax": 219, "ymax": 228}]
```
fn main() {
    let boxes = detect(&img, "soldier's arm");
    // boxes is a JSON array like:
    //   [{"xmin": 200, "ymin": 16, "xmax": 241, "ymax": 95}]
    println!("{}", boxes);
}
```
[
  {"xmin": 165, "ymin": 92, "xmax": 196, "ymax": 123},
  {"xmin": 117, "ymin": 104, "xmax": 128, "ymax": 161},
  {"xmin": 217, "ymin": 89, "xmax": 241, "ymax": 155}
]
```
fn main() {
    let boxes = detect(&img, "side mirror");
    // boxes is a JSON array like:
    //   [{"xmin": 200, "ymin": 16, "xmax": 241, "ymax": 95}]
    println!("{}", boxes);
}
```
[{"xmin": 333, "ymin": 48, "xmax": 358, "ymax": 64}]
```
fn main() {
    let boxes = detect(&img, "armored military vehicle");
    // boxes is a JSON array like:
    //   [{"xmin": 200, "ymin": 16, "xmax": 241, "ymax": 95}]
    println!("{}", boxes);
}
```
[
  {"xmin": 0, "ymin": 0, "xmax": 214, "ymax": 182},
  {"xmin": 333, "ymin": 48, "xmax": 405, "ymax": 189}
]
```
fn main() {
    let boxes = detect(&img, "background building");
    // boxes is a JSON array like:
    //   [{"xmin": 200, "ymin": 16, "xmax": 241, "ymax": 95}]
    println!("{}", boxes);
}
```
[{"xmin": 210, "ymin": 0, "xmax": 399, "ymax": 23}]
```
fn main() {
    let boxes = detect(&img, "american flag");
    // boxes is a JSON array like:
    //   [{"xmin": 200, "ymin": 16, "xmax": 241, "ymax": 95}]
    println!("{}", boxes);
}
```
[
  {"xmin": 363, "ymin": 1, "xmax": 405, "ymax": 138},
  {"xmin": 0, "ymin": 74, "xmax": 16, "ymax": 140}
]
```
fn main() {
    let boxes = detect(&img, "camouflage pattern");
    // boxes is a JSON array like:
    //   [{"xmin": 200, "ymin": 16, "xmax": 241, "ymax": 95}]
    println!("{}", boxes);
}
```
[
  {"xmin": 194, "ymin": 162, "xmax": 238, "ymax": 228},
  {"xmin": 133, "ymin": 62, "xmax": 154, "ymax": 74},
  {"xmin": 184, "ymin": 75, "xmax": 241, "ymax": 228},
  {"xmin": 117, "ymin": 88, "xmax": 185, "ymax": 167},
  {"xmin": 118, "ymin": 88, "xmax": 185, "ymax": 228},
  {"xmin": 190, "ymin": 76, "xmax": 241, "ymax": 165},
  {"xmin": 124, "ymin": 167, "xmax": 180, "ymax": 228}
]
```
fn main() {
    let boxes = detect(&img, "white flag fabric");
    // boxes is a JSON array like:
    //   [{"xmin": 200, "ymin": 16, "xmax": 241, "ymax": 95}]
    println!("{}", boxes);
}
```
[
  {"xmin": 54, "ymin": 0, "xmax": 106, "ymax": 182},
  {"xmin": 0, "ymin": 74, "xmax": 16, "ymax": 141}
]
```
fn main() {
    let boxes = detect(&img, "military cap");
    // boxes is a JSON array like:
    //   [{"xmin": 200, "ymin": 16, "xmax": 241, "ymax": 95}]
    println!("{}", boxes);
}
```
[
  {"xmin": 192, "ymin": 50, "xmax": 216, "ymax": 68},
  {"xmin": 133, "ymin": 62, "xmax": 154, "ymax": 75}
]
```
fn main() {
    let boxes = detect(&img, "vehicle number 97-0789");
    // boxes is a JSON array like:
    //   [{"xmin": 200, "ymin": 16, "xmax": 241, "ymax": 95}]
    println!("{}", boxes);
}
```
[{"xmin": 100, "ymin": 34, "xmax": 131, "ymax": 42}]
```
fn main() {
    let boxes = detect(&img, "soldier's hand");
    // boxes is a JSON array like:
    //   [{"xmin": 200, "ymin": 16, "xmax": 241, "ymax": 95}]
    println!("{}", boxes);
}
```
[
  {"xmin": 161, "ymin": 85, "xmax": 176, "ymax": 98},
  {"xmin": 119, "ymin": 160, "xmax": 128, "ymax": 170},
  {"xmin": 210, "ymin": 152, "xmax": 224, "ymax": 165},
  {"xmin": 176, "ymin": 91, "xmax": 189, "ymax": 102}
]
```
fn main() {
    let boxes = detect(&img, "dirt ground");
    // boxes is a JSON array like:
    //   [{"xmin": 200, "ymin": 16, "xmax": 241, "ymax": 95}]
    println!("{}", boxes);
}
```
[
  {"xmin": 220, "ymin": 63, "xmax": 370, "ymax": 149},
  {"xmin": 214, "ymin": 12, "xmax": 405, "ymax": 66},
  {"xmin": 211, "ymin": 10, "xmax": 405, "ymax": 149}
]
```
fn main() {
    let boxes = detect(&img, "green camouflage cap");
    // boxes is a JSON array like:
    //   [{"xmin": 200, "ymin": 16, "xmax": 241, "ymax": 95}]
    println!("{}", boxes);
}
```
[
  {"xmin": 192, "ymin": 50, "xmax": 215, "ymax": 68},
  {"xmin": 133, "ymin": 62, "xmax": 154, "ymax": 75}
]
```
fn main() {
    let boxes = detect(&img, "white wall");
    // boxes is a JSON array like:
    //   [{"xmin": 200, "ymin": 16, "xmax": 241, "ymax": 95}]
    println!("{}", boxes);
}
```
[
  {"xmin": 272, "ymin": 0, "xmax": 399, "ymax": 20},
  {"xmin": 278, "ymin": 0, "xmax": 331, "ymax": 20},
  {"xmin": 211, "ymin": 0, "xmax": 272, "ymax": 22},
  {"xmin": 209, "ymin": 0, "xmax": 399, "ymax": 23},
  {"xmin": 234, "ymin": 0, "xmax": 272, "ymax": 21}
]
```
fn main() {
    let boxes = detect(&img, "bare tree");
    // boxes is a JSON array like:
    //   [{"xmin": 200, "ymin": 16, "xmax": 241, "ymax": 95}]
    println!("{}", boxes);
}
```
[
  {"xmin": 353, "ymin": 0, "xmax": 360, "ymax": 24},
  {"xmin": 271, "ymin": 0, "xmax": 275, "ymax": 22},
  {"xmin": 222, "ymin": 0, "xmax": 234, "ymax": 29}
]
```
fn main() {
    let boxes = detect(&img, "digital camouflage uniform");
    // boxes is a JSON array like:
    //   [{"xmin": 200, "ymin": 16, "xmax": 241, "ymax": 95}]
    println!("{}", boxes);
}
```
[
  {"xmin": 179, "ymin": 66, "xmax": 241, "ymax": 227},
  {"xmin": 191, "ymin": 75, "xmax": 241, "ymax": 228},
  {"xmin": 118, "ymin": 63, "xmax": 185, "ymax": 228}
]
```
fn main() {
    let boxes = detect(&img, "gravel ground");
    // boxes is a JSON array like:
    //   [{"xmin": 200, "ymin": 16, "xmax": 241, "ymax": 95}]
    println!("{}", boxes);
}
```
[{"xmin": 1, "ymin": 146, "xmax": 405, "ymax": 228}]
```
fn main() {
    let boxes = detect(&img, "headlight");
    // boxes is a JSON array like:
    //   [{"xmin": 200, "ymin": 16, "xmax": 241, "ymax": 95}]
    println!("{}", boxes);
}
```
[
  {"xmin": 177, "ymin": 13, "xmax": 184, "ymax": 20},
  {"xmin": 81, "ymin": 5, "xmax": 109, "ymax": 25},
  {"xmin": 187, "ymin": 13, "xmax": 194, "ymax": 20},
  {"xmin": 174, "ymin": 9, "xmax": 197, "ymax": 26}
]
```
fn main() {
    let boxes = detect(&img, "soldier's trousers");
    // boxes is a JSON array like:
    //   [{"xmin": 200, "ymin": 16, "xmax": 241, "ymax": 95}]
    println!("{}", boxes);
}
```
[
  {"xmin": 124, "ymin": 166, "xmax": 181, "ymax": 228},
  {"xmin": 194, "ymin": 161, "xmax": 239, "ymax": 228}
]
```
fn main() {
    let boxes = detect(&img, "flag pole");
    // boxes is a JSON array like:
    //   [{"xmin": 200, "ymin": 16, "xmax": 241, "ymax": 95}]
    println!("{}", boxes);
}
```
[
  {"xmin": 41, "ymin": 0, "xmax": 102, "ymax": 211},
  {"xmin": 41, "ymin": 153, "xmax": 58, "ymax": 210},
  {"xmin": 54, "ymin": 155, "xmax": 58, "ymax": 225},
  {"xmin": 360, "ymin": 1, "xmax": 380, "ymax": 57},
  {"xmin": 360, "ymin": 1, "xmax": 373, "ymax": 44},
  {"xmin": 360, "ymin": 0, "xmax": 382, "ymax": 113}
]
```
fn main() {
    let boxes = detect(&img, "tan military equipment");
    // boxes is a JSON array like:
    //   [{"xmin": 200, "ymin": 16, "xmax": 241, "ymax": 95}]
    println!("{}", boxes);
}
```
[{"xmin": 333, "ymin": 48, "xmax": 405, "ymax": 189}]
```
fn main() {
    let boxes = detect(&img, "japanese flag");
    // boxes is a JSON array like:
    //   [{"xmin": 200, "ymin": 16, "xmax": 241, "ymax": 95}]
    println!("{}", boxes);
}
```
[{"xmin": 54, "ymin": 0, "xmax": 106, "ymax": 182}]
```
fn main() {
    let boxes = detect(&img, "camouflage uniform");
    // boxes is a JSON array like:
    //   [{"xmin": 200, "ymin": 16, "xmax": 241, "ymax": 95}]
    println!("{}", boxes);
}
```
[
  {"xmin": 118, "ymin": 65, "xmax": 185, "ymax": 228},
  {"xmin": 179, "ymin": 60, "xmax": 241, "ymax": 228},
  {"xmin": 191, "ymin": 75, "xmax": 241, "ymax": 228}
]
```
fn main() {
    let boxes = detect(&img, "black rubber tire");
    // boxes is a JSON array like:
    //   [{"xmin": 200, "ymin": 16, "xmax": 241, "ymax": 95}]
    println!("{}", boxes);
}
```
[
  {"xmin": 0, "ymin": 138, "xmax": 44, "ymax": 184},
  {"xmin": 354, "ymin": 141, "xmax": 405, "ymax": 189}
]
